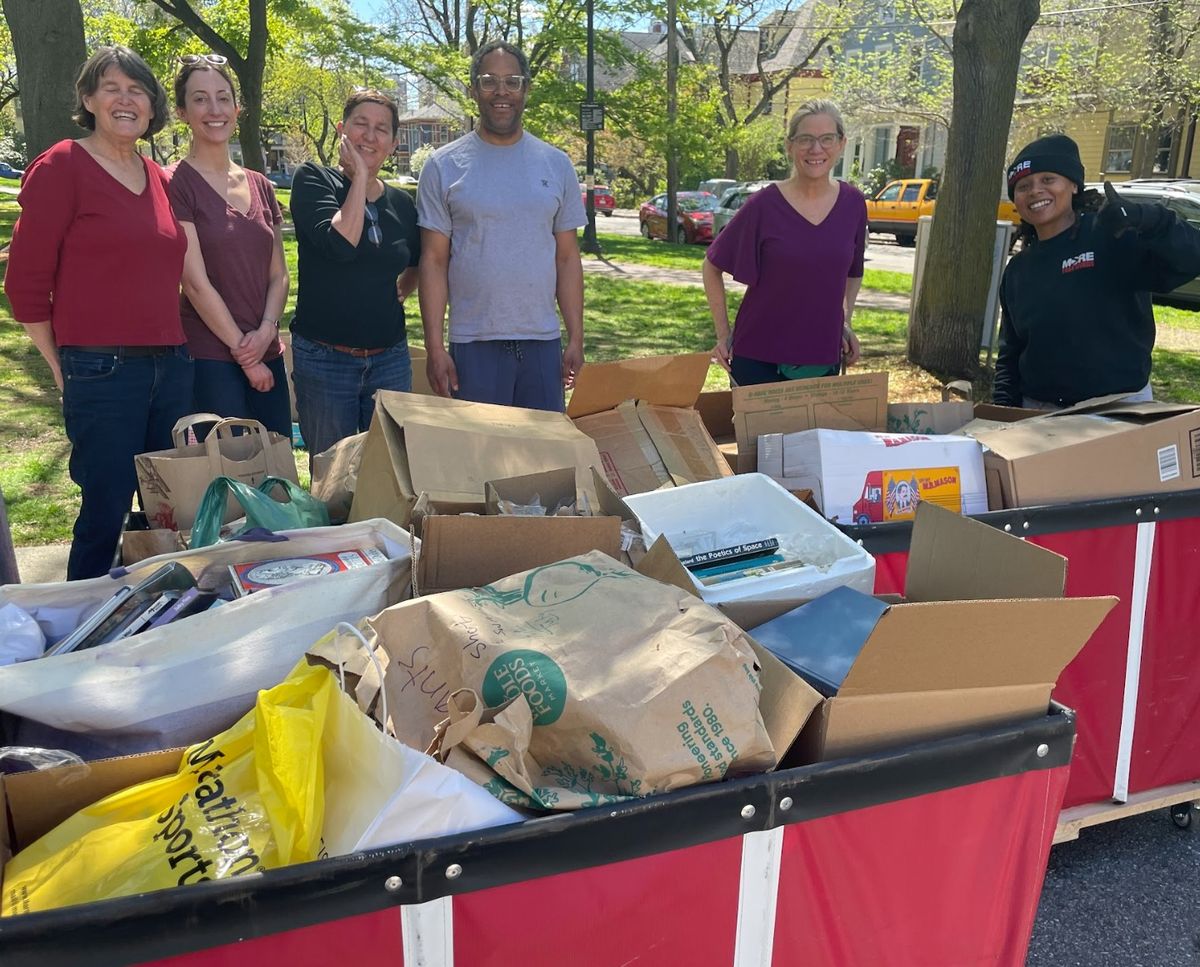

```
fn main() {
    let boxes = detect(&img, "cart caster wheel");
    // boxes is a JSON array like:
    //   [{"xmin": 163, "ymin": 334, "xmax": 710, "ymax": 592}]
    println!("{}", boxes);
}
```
[{"xmin": 1169, "ymin": 802, "xmax": 1194, "ymax": 829}]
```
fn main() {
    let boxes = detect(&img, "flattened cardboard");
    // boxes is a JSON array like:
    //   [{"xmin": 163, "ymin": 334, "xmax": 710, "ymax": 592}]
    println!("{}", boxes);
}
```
[
  {"xmin": 977, "ymin": 400, "xmax": 1200, "ymax": 509},
  {"xmin": 566, "ymin": 352, "xmax": 711, "ymax": 418},
  {"xmin": 904, "ymin": 501, "xmax": 1066, "ymax": 602},
  {"xmin": 415, "ymin": 514, "xmax": 622, "ymax": 595},
  {"xmin": 732, "ymin": 372, "xmax": 889, "ymax": 472},
  {"xmin": 637, "ymin": 401, "xmax": 734, "ymax": 487}
]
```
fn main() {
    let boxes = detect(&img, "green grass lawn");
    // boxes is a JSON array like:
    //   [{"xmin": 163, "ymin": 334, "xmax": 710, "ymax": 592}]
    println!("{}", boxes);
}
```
[{"xmin": 3, "ymin": 191, "xmax": 1200, "ymax": 546}]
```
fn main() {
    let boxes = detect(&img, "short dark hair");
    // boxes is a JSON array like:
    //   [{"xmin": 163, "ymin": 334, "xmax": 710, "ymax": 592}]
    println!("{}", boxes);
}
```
[
  {"xmin": 469, "ymin": 41, "xmax": 531, "ymax": 87},
  {"xmin": 342, "ymin": 89, "xmax": 401, "ymax": 136},
  {"xmin": 173, "ymin": 59, "xmax": 239, "ymax": 109},
  {"xmin": 73, "ymin": 45, "xmax": 169, "ymax": 138}
]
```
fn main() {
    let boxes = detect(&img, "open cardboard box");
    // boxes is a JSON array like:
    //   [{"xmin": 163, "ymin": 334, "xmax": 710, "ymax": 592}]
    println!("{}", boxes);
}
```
[
  {"xmin": 732, "ymin": 372, "xmax": 889, "ymax": 473},
  {"xmin": 1, "ymin": 749, "xmax": 184, "ymax": 889},
  {"xmin": 976, "ymin": 396, "xmax": 1200, "ymax": 509},
  {"xmin": 672, "ymin": 503, "xmax": 1118, "ymax": 762},
  {"xmin": 567, "ymin": 354, "xmax": 732, "ymax": 496},
  {"xmin": 348, "ymin": 391, "xmax": 603, "ymax": 527}
]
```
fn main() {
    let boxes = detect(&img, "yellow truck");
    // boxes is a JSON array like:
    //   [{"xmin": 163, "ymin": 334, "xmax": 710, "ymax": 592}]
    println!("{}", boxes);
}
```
[{"xmin": 865, "ymin": 178, "xmax": 1021, "ymax": 246}]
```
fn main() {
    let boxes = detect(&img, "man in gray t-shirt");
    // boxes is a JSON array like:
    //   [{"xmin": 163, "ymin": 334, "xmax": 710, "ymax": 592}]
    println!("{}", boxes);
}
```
[{"xmin": 416, "ymin": 41, "xmax": 587, "ymax": 412}]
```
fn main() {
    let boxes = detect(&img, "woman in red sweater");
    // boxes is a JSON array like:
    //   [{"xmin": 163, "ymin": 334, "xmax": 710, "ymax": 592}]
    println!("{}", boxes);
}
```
[{"xmin": 4, "ymin": 46, "xmax": 193, "ymax": 580}]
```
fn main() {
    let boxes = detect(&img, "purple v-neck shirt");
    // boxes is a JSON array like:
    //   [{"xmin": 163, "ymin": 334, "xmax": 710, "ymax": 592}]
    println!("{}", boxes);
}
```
[{"xmin": 707, "ymin": 180, "xmax": 867, "ymax": 366}]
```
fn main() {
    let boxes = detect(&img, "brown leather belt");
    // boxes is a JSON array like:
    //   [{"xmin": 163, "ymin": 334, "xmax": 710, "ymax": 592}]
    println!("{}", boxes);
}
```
[
  {"xmin": 310, "ymin": 338, "xmax": 389, "ymax": 358},
  {"xmin": 60, "ymin": 345, "xmax": 177, "ymax": 357}
]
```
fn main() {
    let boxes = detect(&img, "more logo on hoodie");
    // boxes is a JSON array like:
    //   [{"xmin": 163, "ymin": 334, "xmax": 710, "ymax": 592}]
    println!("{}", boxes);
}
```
[{"xmin": 1062, "ymin": 251, "xmax": 1095, "ymax": 274}]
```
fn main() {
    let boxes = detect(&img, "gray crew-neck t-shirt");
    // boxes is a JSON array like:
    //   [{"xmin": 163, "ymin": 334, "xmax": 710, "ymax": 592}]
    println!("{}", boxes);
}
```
[{"xmin": 416, "ymin": 131, "xmax": 586, "ymax": 342}]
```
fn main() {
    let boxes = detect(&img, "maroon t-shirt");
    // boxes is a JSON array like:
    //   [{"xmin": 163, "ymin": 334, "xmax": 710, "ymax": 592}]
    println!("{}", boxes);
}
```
[
  {"xmin": 706, "ymin": 180, "xmax": 866, "ymax": 367},
  {"xmin": 168, "ymin": 161, "xmax": 284, "ymax": 362}
]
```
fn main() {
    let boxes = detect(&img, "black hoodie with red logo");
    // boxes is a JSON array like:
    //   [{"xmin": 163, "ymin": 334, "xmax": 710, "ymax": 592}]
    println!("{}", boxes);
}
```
[{"xmin": 994, "ymin": 207, "xmax": 1200, "ymax": 407}]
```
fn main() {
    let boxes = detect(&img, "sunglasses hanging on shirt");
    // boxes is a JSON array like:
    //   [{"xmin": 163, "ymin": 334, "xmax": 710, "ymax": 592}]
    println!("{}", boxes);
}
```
[{"xmin": 364, "ymin": 202, "xmax": 382, "ymax": 246}]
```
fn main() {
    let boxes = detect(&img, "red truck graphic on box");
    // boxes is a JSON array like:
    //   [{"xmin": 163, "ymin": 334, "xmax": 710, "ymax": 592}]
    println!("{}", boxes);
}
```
[{"xmin": 851, "ymin": 467, "xmax": 963, "ymax": 524}]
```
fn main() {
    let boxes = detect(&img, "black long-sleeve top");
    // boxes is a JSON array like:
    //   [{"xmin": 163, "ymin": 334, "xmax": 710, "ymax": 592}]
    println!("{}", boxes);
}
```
[
  {"xmin": 994, "ymin": 209, "xmax": 1200, "ymax": 407},
  {"xmin": 289, "ymin": 162, "xmax": 420, "ymax": 349}
]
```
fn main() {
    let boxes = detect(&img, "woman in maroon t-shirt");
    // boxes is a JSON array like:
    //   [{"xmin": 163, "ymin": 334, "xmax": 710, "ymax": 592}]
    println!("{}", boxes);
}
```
[
  {"xmin": 169, "ymin": 55, "xmax": 290, "ymax": 437},
  {"xmin": 703, "ymin": 99, "xmax": 867, "ymax": 387}
]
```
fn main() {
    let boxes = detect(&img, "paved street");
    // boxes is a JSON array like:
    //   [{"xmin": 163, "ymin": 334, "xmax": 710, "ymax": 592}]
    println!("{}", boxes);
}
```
[{"xmin": 595, "ymin": 209, "xmax": 918, "ymax": 274}]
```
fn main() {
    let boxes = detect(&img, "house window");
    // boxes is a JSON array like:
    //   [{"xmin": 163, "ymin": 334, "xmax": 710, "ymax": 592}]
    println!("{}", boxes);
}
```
[
  {"xmin": 1104, "ymin": 124, "xmax": 1137, "ymax": 173},
  {"xmin": 872, "ymin": 126, "xmax": 892, "ymax": 169},
  {"xmin": 1153, "ymin": 126, "xmax": 1174, "ymax": 174}
]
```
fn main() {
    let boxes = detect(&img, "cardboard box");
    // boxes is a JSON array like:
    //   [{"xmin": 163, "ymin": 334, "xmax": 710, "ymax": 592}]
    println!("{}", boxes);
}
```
[
  {"xmin": 977, "ymin": 398, "xmax": 1200, "ymax": 510},
  {"xmin": 695, "ymin": 389, "xmax": 737, "ymax": 472},
  {"xmin": 887, "ymin": 401, "xmax": 974, "ymax": 435},
  {"xmin": 737, "ymin": 503, "xmax": 1118, "ymax": 762},
  {"xmin": 758, "ymin": 428, "xmax": 988, "ymax": 525},
  {"xmin": 568, "ymin": 354, "xmax": 733, "ymax": 496},
  {"xmin": 732, "ymin": 372, "xmax": 889, "ymax": 473},
  {"xmin": 349, "ymin": 391, "xmax": 603, "ymax": 526},
  {"xmin": 484, "ymin": 467, "xmax": 580, "ymax": 516},
  {"xmin": 1, "ymin": 749, "xmax": 183, "ymax": 875}
]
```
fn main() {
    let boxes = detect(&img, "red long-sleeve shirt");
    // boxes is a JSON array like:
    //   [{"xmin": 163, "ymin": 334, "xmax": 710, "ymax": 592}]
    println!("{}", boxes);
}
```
[{"xmin": 5, "ymin": 139, "xmax": 187, "ymax": 346}]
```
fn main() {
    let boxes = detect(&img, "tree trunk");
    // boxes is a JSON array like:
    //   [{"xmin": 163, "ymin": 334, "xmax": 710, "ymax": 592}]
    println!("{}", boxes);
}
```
[
  {"xmin": 724, "ymin": 145, "xmax": 739, "ymax": 179},
  {"xmin": 2, "ymin": 0, "xmax": 86, "ymax": 161},
  {"xmin": 908, "ymin": 0, "xmax": 1039, "ymax": 378}
]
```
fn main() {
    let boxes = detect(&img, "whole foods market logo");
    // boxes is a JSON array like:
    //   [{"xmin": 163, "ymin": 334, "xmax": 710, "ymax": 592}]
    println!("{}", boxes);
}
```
[{"xmin": 482, "ymin": 650, "xmax": 567, "ymax": 725}]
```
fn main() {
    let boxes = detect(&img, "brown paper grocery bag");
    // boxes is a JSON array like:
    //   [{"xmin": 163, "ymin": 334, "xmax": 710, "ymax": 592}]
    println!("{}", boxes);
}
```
[
  {"xmin": 135, "ymin": 415, "xmax": 298, "ymax": 531},
  {"xmin": 311, "ymin": 432, "xmax": 366, "ymax": 524},
  {"xmin": 309, "ymin": 551, "xmax": 776, "ymax": 809}
]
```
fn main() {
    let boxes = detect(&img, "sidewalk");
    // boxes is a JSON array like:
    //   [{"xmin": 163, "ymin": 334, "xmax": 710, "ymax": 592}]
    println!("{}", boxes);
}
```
[
  {"xmin": 12, "ymin": 544, "xmax": 70, "ymax": 585},
  {"xmin": 580, "ymin": 257, "xmax": 913, "ymax": 312}
]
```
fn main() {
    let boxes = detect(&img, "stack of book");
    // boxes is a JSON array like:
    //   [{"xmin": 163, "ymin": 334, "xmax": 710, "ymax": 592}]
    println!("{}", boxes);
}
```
[{"xmin": 228, "ymin": 546, "xmax": 387, "ymax": 597}]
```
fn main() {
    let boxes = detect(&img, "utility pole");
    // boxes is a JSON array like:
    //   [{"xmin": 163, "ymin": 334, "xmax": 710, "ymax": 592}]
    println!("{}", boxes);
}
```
[
  {"xmin": 666, "ymin": 0, "xmax": 679, "ymax": 243},
  {"xmin": 580, "ymin": 0, "xmax": 602, "ymax": 255}
]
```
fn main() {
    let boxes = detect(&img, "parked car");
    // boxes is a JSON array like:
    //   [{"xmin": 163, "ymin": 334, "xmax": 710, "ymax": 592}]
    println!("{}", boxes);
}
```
[
  {"xmin": 0, "ymin": 161, "xmax": 24, "ymax": 180},
  {"xmin": 713, "ymin": 181, "xmax": 771, "ymax": 236},
  {"xmin": 1084, "ymin": 179, "xmax": 1200, "ymax": 307},
  {"xmin": 866, "ymin": 178, "xmax": 1019, "ymax": 246},
  {"xmin": 266, "ymin": 169, "xmax": 293, "ymax": 189},
  {"xmin": 638, "ymin": 191, "xmax": 719, "ymax": 244},
  {"xmin": 580, "ymin": 183, "xmax": 615, "ymax": 216},
  {"xmin": 698, "ymin": 177, "xmax": 737, "ymax": 198}
]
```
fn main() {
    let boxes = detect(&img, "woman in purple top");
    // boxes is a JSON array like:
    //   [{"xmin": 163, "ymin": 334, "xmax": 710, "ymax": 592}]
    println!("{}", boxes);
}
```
[
  {"xmin": 168, "ymin": 55, "xmax": 290, "ymax": 436},
  {"xmin": 703, "ymin": 99, "xmax": 867, "ymax": 386}
]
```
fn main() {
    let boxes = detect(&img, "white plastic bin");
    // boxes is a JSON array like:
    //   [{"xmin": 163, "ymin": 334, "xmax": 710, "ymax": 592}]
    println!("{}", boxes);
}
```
[{"xmin": 624, "ymin": 474, "xmax": 876, "ymax": 604}]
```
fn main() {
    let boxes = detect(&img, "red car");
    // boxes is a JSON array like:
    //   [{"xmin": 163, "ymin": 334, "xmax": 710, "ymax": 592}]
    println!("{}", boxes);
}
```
[
  {"xmin": 638, "ymin": 191, "xmax": 718, "ymax": 244},
  {"xmin": 580, "ymin": 183, "xmax": 615, "ymax": 216}
]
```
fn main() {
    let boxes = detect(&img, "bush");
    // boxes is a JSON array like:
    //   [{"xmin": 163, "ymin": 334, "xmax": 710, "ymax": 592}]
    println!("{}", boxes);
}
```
[{"xmin": 409, "ymin": 144, "xmax": 436, "ymax": 177}]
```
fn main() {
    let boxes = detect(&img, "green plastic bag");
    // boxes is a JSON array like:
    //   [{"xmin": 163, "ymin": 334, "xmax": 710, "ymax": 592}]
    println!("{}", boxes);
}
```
[{"xmin": 190, "ymin": 476, "xmax": 330, "ymax": 549}]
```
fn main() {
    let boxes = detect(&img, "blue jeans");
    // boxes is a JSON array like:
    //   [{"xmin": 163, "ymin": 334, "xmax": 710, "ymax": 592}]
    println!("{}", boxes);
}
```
[
  {"xmin": 450, "ymin": 338, "xmax": 565, "ymax": 412},
  {"xmin": 193, "ymin": 356, "xmax": 291, "ymax": 439},
  {"xmin": 60, "ymin": 346, "xmax": 194, "ymax": 580},
  {"xmin": 290, "ymin": 334, "xmax": 411, "ymax": 458}
]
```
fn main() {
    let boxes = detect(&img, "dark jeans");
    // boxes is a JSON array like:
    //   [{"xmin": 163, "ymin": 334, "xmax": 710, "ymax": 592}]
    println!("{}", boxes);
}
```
[
  {"xmin": 291, "ymin": 333, "xmax": 411, "ymax": 458},
  {"xmin": 449, "ymin": 338, "xmax": 565, "ymax": 412},
  {"xmin": 730, "ymin": 354, "xmax": 838, "ymax": 387},
  {"xmin": 60, "ymin": 346, "xmax": 194, "ymax": 580},
  {"xmin": 192, "ymin": 355, "xmax": 291, "ymax": 438}
]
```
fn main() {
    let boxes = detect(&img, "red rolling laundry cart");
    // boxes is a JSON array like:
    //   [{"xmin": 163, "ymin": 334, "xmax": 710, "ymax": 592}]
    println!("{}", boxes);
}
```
[
  {"xmin": 0, "ymin": 709, "xmax": 1074, "ymax": 967},
  {"xmin": 843, "ymin": 488, "xmax": 1200, "ymax": 840}
]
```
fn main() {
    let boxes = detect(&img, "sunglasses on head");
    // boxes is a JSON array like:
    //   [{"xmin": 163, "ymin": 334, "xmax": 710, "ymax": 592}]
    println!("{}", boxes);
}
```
[
  {"xmin": 476, "ymin": 73, "xmax": 527, "ymax": 93},
  {"xmin": 179, "ymin": 53, "xmax": 228, "ymax": 66},
  {"xmin": 364, "ymin": 202, "xmax": 382, "ymax": 247}
]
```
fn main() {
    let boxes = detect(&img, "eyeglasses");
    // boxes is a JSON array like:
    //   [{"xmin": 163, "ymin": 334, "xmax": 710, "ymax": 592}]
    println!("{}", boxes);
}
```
[
  {"xmin": 179, "ymin": 53, "xmax": 228, "ymax": 66},
  {"xmin": 476, "ymin": 73, "xmax": 527, "ymax": 93},
  {"xmin": 790, "ymin": 133, "xmax": 841, "ymax": 150},
  {"xmin": 364, "ymin": 202, "xmax": 382, "ymax": 246}
]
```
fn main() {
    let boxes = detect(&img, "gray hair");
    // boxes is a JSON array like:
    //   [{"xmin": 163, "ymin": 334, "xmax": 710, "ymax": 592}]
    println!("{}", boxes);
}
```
[
  {"xmin": 73, "ymin": 45, "xmax": 169, "ymax": 138},
  {"xmin": 787, "ymin": 99, "xmax": 846, "ymax": 141},
  {"xmin": 469, "ymin": 41, "xmax": 531, "ymax": 87}
]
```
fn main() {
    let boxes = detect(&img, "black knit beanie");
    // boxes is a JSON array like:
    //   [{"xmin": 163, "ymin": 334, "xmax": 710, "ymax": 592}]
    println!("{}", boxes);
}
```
[{"xmin": 1006, "ymin": 134, "xmax": 1085, "ymax": 200}]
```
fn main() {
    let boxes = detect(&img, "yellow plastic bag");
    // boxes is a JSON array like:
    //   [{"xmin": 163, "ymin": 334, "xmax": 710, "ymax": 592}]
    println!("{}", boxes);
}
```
[{"xmin": 4, "ymin": 661, "xmax": 339, "ymax": 916}]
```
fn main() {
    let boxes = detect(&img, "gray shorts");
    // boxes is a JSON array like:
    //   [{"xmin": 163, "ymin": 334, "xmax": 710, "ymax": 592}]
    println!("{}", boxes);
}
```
[{"xmin": 449, "ymin": 338, "xmax": 565, "ymax": 412}]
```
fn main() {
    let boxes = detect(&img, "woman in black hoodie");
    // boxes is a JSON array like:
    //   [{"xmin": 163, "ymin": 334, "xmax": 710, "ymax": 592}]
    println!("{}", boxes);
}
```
[{"xmin": 994, "ymin": 133, "xmax": 1200, "ymax": 409}]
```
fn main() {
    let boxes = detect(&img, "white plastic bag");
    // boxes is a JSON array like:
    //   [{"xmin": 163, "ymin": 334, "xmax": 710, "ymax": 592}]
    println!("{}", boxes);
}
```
[{"xmin": 0, "ymin": 602, "xmax": 45, "ymax": 665}]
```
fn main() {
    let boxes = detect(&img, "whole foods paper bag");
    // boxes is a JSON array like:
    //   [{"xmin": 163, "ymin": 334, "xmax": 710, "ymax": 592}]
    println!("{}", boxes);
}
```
[{"xmin": 309, "ymin": 551, "xmax": 776, "ymax": 809}]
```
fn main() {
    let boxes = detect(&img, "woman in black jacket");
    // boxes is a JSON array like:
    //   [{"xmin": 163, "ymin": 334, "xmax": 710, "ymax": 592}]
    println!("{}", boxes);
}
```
[{"xmin": 995, "ymin": 133, "xmax": 1200, "ymax": 409}]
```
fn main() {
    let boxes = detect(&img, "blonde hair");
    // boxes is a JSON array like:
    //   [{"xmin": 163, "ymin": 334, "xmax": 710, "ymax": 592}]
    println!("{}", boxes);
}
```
[{"xmin": 787, "ymin": 99, "xmax": 845, "ymax": 141}]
